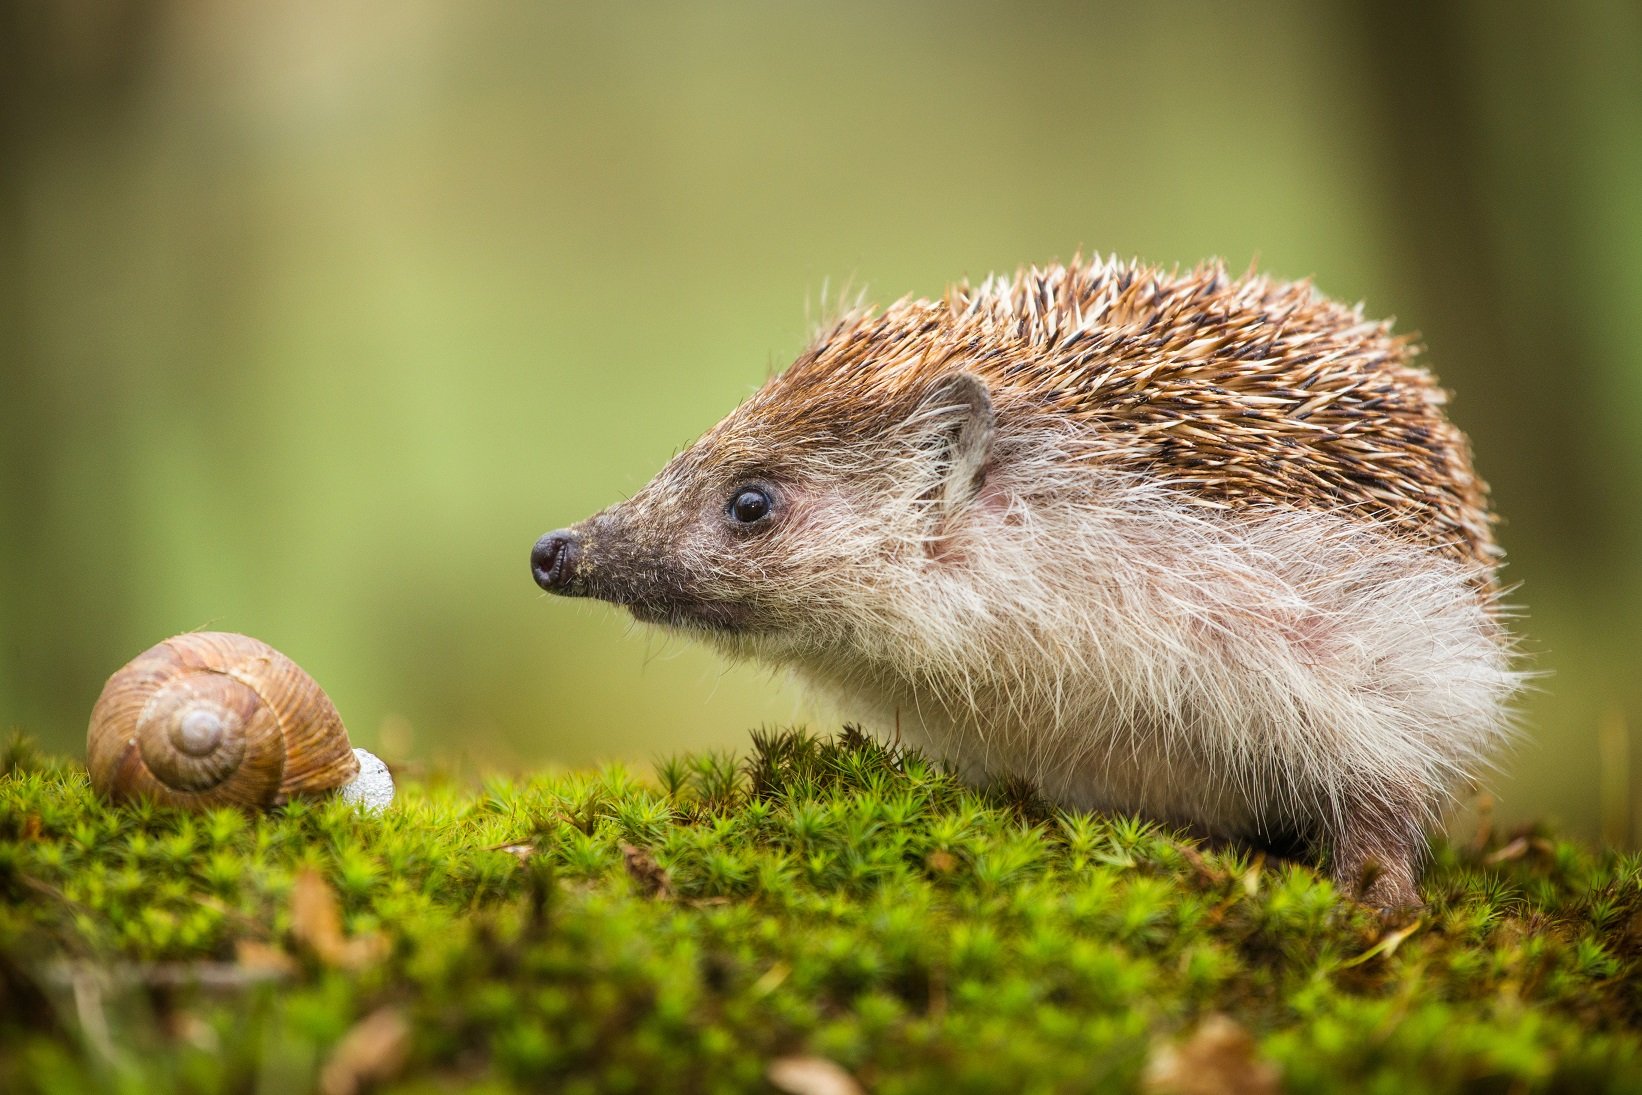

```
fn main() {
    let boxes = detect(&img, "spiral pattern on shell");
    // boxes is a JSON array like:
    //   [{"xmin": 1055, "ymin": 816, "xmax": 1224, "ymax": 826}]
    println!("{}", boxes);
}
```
[{"xmin": 86, "ymin": 632, "xmax": 360, "ymax": 809}]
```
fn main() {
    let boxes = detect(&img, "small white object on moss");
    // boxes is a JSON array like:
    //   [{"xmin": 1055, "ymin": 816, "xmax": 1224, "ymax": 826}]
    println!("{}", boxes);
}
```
[{"xmin": 338, "ymin": 748, "xmax": 394, "ymax": 812}]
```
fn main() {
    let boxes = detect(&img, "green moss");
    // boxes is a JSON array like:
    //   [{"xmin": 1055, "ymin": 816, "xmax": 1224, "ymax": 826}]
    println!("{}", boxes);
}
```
[{"xmin": 2, "ymin": 727, "xmax": 1640, "ymax": 1093}]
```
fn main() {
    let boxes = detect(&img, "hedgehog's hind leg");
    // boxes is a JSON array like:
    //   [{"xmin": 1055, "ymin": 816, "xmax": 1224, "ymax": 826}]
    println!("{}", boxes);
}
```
[{"xmin": 1327, "ymin": 784, "xmax": 1428, "ymax": 912}]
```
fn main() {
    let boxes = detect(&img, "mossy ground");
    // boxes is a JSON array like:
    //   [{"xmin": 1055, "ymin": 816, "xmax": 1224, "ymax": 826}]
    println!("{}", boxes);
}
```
[{"xmin": 2, "ymin": 728, "xmax": 1640, "ymax": 1094}]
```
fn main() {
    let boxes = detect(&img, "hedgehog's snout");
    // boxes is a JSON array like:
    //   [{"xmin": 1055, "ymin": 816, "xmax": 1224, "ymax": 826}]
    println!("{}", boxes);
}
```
[{"xmin": 531, "ymin": 530, "xmax": 582, "ymax": 594}]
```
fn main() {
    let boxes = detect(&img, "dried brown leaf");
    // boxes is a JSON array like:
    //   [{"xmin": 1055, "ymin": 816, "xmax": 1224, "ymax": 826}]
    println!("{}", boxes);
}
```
[
  {"xmin": 1141, "ymin": 1014, "xmax": 1279, "ymax": 1095},
  {"xmin": 1485, "ymin": 836, "xmax": 1530, "ymax": 864},
  {"xmin": 290, "ymin": 868, "xmax": 387, "ymax": 970},
  {"xmin": 1340, "ymin": 919, "xmax": 1423, "ymax": 968},
  {"xmin": 234, "ymin": 940, "xmax": 300, "ymax": 978},
  {"xmin": 767, "ymin": 1055, "xmax": 864, "ymax": 1095},
  {"xmin": 621, "ymin": 843, "xmax": 672, "ymax": 898},
  {"xmin": 318, "ymin": 1007, "xmax": 410, "ymax": 1095},
  {"xmin": 290, "ymin": 869, "xmax": 343, "ymax": 955}
]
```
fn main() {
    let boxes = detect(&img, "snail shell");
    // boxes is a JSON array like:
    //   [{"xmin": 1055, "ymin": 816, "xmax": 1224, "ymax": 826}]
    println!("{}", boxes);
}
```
[{"xmin": 86, "ymin": 632, "xmax": 360, "ymax": 809}]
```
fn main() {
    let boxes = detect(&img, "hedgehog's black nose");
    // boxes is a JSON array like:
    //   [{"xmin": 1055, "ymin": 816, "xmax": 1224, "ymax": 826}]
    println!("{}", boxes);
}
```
[{"xmin": 531, "ymin": 530, "xmax": 580, "ymax": 593}]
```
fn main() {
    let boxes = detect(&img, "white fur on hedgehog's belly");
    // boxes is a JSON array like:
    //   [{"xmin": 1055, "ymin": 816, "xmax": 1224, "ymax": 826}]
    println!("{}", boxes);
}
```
[{"xmin": 791, "ymin": 487, "xmax": 1522, "ymax": 837}]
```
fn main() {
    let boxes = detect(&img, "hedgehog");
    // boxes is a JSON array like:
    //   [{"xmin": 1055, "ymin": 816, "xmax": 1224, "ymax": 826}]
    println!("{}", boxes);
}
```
[{"xmin": 530, "ymin": 256, "xmax": 1522, "ymax": 909}]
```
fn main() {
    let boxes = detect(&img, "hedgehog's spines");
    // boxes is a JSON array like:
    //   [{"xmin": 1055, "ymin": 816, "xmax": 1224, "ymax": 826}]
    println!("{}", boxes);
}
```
[{"xmin": 735, "ymin": 256, "xmax": 1496, "ymax": 574}]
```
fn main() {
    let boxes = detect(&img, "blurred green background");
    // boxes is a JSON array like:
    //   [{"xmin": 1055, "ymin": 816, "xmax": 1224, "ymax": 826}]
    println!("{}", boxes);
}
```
[{"xmin": 3, "ymin": 2, "xmax": 1639, "ymax": 840}]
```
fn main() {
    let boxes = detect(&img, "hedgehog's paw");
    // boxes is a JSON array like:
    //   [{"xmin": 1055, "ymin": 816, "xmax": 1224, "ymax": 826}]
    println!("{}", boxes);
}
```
[
  {"xmin": 1343, "ymin": 857, "xmax": 1424, "ymax": 917},
  {"xmin": 1329, "ymin": 788, "xmax": 1428, "ymax": 915}
]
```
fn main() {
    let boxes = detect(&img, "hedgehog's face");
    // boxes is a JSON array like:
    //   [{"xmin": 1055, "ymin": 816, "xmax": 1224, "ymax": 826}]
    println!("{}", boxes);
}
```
[
  {"xmin": 529, "ymin": 448, "xmax": 823, "ymax": 638},
  {"xmin": 530, "ymin": 372, "xmax": 997, "ymax": 660},
  {"xmin": 529, "ymin": 434, "xmax": 888, "ymax": 656}
]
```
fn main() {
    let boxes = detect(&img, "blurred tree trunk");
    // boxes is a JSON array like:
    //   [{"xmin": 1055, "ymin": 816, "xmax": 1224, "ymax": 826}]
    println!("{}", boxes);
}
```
[
  {"xmin": 0, "ymin": 3, "xmax": 171, "ymax": 725},
  {"xmin": 1336, "ymin": 0, "xmax": 1621, "ymax": 572}
]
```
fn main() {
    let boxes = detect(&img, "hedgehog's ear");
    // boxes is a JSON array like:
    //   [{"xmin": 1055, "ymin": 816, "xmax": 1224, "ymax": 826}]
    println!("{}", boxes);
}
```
[{"xmin": 916, "ymin": 372, "xmax": 995, "ymax": 515}]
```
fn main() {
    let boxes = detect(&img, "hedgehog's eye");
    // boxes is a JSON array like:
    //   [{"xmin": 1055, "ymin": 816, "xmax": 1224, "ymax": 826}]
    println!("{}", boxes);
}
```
[{"xmin": 728, "ymin": 486, "xmax": 772, "ymax": 525}]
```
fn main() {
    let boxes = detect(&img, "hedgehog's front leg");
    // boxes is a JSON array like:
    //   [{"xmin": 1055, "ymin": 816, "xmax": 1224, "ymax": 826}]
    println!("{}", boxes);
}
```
[{"xmin": 1328, "ymin": 787, "xmax": 1426, "ymax": 911}]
